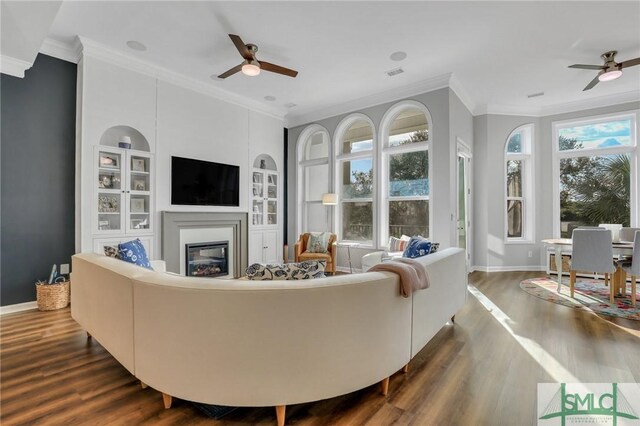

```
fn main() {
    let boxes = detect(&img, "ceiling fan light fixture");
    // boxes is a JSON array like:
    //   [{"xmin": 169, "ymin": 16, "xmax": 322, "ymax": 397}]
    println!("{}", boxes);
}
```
[
  {"xmin": 242, "ymin": 61, "xmax": 261, "ymax": 77},
  {"xmin": 598, "ymin": 69, "xmax": 622, "ymax": 82}
]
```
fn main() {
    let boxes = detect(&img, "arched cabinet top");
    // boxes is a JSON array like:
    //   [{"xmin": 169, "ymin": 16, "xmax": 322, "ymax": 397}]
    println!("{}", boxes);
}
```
[
  {"xmin": 253, "ymin": 154, "xmax": 277, "ymax": 171},
  {"xmin": 99, "ymin": 125, "xmax": 151, "ymax": 152}
]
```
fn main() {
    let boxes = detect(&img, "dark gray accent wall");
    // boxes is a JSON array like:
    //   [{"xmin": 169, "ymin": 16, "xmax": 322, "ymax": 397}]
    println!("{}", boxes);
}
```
[{"xmin": 1, "ymin": 54, "xmax": 77, "ymax": 306}]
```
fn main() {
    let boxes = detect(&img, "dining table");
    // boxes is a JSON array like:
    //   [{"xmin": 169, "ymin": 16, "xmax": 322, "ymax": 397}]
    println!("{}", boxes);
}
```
[{"xmin": 541, "ymin": 238, "xmax": 634, "ymax": 293}]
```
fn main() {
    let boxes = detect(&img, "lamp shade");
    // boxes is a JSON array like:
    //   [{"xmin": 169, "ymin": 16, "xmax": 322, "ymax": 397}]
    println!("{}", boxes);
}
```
[{"xmin": 322, "ymin": 193, "xmax": 337, "ymax": 205}]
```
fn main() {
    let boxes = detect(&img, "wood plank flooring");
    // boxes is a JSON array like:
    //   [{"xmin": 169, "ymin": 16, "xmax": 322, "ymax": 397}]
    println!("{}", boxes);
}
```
[{"xmin": 2, "ymin": 271, "xmax": 639, "ymax": 425}]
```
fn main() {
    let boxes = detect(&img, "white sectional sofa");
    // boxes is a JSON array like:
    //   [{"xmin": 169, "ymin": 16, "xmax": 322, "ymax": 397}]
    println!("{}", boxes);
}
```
[{"xmin": 71, "ymin": 248, "xmax": 467, "ymax": 426}]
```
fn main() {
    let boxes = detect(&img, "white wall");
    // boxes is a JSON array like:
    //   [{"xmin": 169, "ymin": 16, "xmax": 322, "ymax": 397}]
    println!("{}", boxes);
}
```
[{"xmin": 77, "ymin": 55, "xmax": 284, "ymax": 259}]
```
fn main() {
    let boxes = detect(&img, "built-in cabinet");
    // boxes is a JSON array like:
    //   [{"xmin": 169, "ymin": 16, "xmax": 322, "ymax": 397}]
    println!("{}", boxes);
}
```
[
  {"xmin": 92, "ymin": 143, "xmax": 155, "ymax": 257},
  {"xmin": 249, "ymin": 155, "xmax": 281, "ymax": 264}
]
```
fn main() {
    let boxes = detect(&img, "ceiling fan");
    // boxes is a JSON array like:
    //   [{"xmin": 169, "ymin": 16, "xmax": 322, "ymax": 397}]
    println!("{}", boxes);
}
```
[
  {"xmin": 569, "ymin": 50, "xmax": 640, "ymax": 91},
  {"xmin": 217, "ymin": 34, "xmax": 298, "ymax": 79}
]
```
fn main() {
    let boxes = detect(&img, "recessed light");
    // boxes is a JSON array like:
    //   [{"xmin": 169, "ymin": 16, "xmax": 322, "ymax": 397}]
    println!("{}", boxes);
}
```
[
  {"xmin": 390, "ymin": 51, "xmax": 407, "ymax": 61},
  {"xmin": 264, "ymin": 95, "xmax": 276, "ymax": 102},
  {"xmin": 126, "ymin": 40, "xmax": 147, "ymax": 52}
]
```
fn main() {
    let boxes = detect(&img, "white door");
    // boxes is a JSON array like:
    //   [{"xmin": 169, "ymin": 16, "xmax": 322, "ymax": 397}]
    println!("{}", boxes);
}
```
[
  {"xmin": 249, "ymin": 231, "xmax": 264, "ymax": 265},
  {"xmin": 263, "ymin": 230, "xmax": 279, "ymax": 263},
  {"xmin": 457, "ymin": 142, "xmax": 472, "ymax": 271}
]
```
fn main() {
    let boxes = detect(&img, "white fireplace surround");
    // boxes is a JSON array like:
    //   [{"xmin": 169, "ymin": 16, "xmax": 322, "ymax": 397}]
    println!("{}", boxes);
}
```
[
  {"xmin": 180, "ymin": 228, "xmax": 234, "ymax": 277},
  {"xmin": 162, "ymin": 212, "xmax": 248, "ymax": 277}
]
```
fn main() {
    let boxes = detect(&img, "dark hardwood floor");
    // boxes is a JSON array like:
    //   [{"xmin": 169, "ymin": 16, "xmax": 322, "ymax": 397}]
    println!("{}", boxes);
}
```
[{"xmin": 1, "ymin": 271, "xmax": 639, "ymax": 425}]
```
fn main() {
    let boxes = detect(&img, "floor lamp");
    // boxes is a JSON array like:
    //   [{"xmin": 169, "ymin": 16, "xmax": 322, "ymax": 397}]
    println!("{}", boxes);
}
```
[{"xmin": 322, "ymin": 193, "xmax": 337, "ymax": 232}]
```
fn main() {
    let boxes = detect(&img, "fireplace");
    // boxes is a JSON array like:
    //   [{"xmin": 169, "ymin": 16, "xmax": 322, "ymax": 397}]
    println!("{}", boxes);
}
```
[{"xmin": 185, "ymin": 241, "xmax": 229, "ymax": 278}]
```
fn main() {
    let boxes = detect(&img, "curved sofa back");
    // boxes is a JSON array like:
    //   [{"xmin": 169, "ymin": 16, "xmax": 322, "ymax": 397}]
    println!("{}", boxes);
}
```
[{"xmin": 132, "ymin": 271, "xmax": 412, "ymax": 406}]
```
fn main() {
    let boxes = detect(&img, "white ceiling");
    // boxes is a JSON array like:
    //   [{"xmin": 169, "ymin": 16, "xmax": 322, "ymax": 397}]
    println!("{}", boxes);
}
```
[{"xmin": 44, "ymin": 1, "xmax": 640, "ymax": 125}]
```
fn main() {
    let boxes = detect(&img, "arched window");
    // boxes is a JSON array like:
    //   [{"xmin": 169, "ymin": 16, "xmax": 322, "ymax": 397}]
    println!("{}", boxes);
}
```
[
  {"xmin": 380, "ymin": 102, "xmax": 430, "ymax": 246},
  {"xmin": 335, "ymin": 115, "xmax": 375, "ymax": 244},
  {"xmin": 505, "ymin": 124, "xmax": 534, "ymax": 242},
  {"xmin": 297, "ymin": 126, "xmax": 330, "ymax": 235}
]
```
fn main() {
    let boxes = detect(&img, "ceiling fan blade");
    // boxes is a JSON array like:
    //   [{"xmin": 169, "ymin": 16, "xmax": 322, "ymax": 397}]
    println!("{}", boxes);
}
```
[
  {"xmin": 569, "ymin": 64, "xmax": 606, "ymax": 70},
  {"xmin": 217, "ymin": 64, "xmax": 242, "ymax": 79},
  {"xmin": 229, "ymin": 34, "xmax": 252, "ymax": 60},
  {"xmin": 259, "ymin": 61, "xmax": 298, "ymax": 77},
  {"xmin": 620, "ymin": 57, "xmax": 640, "ymax": 69},
  {"xmin": 582, "ymin": 75, "xmax": 600, "ymax": 91}
]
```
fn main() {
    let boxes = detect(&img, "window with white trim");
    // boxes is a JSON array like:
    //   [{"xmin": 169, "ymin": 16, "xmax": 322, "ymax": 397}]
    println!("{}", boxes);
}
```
[
  {"xmin": 505, "ymin": 124, "xmax": 534, "ymax": 242},
  {"xmin": 381, "ymin": 107, "xmax": 430, "ymax": 245},
  {"xmin": 553, "ymin": 113, "xmax": 637, "ymax": 238},
  {"xmin": 337, "ymin": 118, "xmax": 374, "ymax": 243},
  {"xmin": 298, "ymin": 129, "xmax": 330, "ymax": 233}
]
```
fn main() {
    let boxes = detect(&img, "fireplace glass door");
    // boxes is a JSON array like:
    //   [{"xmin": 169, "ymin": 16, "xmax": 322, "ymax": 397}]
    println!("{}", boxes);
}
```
[{"xmin": 185, "ymin": 241, "xmax": 229, "ymax": 277}]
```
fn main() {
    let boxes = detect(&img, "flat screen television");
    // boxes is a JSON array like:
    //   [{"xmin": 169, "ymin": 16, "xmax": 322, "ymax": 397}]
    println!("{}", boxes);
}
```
[{"xmin": 171, "ymin": 156, "xmax": 240, "ymax": 206}]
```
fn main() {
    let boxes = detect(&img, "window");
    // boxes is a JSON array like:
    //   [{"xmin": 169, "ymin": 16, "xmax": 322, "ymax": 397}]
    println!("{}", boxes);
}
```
[
  {"xmin": 297, "ymin": 127, "xmax": 330, "ymax": 235},
  {"xmin": 553, "ymin": 113, "xmax": 637, "ymax": 238},
  {"xmin": 336, "ymin": 116, "xmax": 374, "ymax": 243},
  {"xmin": 380, "ymin": 105, "xmax": 430, "ymax": 245},
  {"xmin": 505, "ymin": 124, "xmax": 534, "ymax": 242}
]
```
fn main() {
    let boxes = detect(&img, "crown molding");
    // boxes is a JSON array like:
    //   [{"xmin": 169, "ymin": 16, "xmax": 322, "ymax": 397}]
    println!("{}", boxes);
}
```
[
  {"xmin": 77, "ymin": 37, "xmax": 286, "ymax": 121},
  {"xmin": 0, "ymin": 55, "xmax": 32, "ymax": 78},
  {"xmin": 477, "ymin": 90, "xmax": 640, "ymax": 117},
  {"xmin": 39, "ymin": 37, "xmax": 82, "ymax": 63},
  {"xmin": 285, "ymin": 73, "xmax": 453, "ymax": 128},
  {"xmin": 448, "ymin": 74, "xmax": 476, "ymax": 115}
]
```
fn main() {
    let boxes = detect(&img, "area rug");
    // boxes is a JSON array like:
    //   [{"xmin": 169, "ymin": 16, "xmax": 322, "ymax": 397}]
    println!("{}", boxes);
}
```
[{"xmin": 520, "ymin": 277, "xmax": 639, "ymax": 320}]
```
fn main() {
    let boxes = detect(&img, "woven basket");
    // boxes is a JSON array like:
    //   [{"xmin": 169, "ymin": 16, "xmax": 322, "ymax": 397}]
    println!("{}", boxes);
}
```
[{"xmin": 36, "ymin": 281, "xmax": 70, "ymax": 311}]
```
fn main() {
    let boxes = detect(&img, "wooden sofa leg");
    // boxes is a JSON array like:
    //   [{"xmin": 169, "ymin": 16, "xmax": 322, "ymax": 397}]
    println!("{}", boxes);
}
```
[
  {"xmin": 275, "ymin": 405, "xmax": 286, "ymax": 426},
  {"xmin": 380, "ymin": 377, "xmax": 390, "ymax": 396},
  {"xmin": 140, "ymin": 381, "xmax": 148, "ymax": 389},
  {"xmin": 162, "ymin": 393, "xmax": 172, "ymax": 409},
  {"xmin": 402, "ymin": 363, "xmax": 409, "ymax": 374},
  {"xmin": 86, "ymin": 331, "xmax": 92, "ymax": 339}
]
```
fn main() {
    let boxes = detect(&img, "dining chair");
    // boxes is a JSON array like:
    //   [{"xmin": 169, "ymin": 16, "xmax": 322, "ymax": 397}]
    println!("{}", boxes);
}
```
[
  {"xmin": 620, "ymin": 227, "xmax": 640, "ymax": 243},
  {"xmin": 570, "ymin": 229, "xmax": 616, "ymax": 303},
  {"xmin": 577, "ymin": 226, "xmax": 610, "ymax": 285},
  {"xmin": 620, "ymin": 230, "xmax": 639, "ymax": 307}
]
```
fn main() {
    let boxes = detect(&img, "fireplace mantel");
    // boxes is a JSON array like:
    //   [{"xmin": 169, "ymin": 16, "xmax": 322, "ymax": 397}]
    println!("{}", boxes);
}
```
[{"xmin": 162, "ymin": 212, "xmax": 248, "ymax": 277}]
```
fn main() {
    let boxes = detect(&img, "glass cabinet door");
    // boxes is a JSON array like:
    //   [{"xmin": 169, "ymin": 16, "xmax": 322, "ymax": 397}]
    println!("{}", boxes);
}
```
[
  {"xmin": 252, "ymin": 171, "xmax": 264, "ymax": 226},
  {"xmin": 128, "ymin": 154, "xmax": 151, "ymax": 232},
  {"xmin": 266, "ymin": 172, "xmax": 278, "ymax": 225},
  {"xmin": 97, "ymin": 150, "xmax": 124, "ymax": 232}
]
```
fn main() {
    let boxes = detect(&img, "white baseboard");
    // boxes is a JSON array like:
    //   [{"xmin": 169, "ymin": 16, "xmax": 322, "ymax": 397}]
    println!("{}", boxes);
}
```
[
  {"xmin": 336, "ymin": 266, "xmax": 363, "ymax": 274},
  {"xmin": 1, "ymin": 301, "xmax": 38, "ymax": 315},
  {"xmin": 472, "ymin": 265, "xmax": 546, "ymax": 273}
]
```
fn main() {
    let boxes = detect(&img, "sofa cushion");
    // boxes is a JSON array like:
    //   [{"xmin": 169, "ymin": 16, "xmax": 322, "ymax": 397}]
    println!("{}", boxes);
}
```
[
  {"xmin": 307, "ymin": 232, "xmax": 331, "ymax": 253},
  {"xmin": 298, "ymin": 251, "xmax": 332, "ymax": 262},
  {"xmin": 402, "ymin": 236, "xmax": 433, "ymax": 259},
  {"xmin": 118, "ymin": 239, "xmax": 152, "ymax": 269},
  {"xmin": 246, "ymin": 260, "xmax": 326, "ymax": 280}
]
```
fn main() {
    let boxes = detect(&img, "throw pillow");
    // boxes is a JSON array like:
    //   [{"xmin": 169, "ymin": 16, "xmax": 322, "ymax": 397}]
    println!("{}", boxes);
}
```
[
  {"xmin": 246, "ymin": 260, "xmax": 326, "ymax": 280},
  {"xmin": 104, "ymin": 245, "xmax": 120, "ymax": 259},
  {"xmin": 307, "ymin": 232, "xmax": 330, "ymax": 253},
  {"xmin": 429, "ymin": 242, "xmax": 440, "ymax": 254},
  {"xmin": 117, "ymin": 239, "xmax": 152, "ymax": 269},
  {"xmin": 388, "ymin": 236, "xmax": 408, "ymax": 252},
  {"xmin": 402, "ymin": 236, "xmax": 433, "ymax": 259}
]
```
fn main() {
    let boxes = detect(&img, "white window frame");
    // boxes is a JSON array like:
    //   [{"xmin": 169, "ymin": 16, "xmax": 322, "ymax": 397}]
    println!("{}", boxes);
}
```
[
  {"xmin": 551, "ymin": 111, "xmax": 638, "ymax": 238},
  {"xmin": 379, "ymin": 101, "xmax": 432, "ymax": 249},
  {"xmin": 296, "ymin": 125, "xmax": 331, "ymax": 237},
  {"xmin": 504, "ymin": 124, "xmax": 535, "ymax": 244},
  {"xmin": 334, "ymin": 113, "xmax": 376, "ymax": 247}
]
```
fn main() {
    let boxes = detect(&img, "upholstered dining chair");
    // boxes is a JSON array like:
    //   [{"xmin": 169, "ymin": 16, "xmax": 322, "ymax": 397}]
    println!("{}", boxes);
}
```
[
  {"xmin": 570, "ymin": 229, "xmax": 616, "ymax": 303},
  {"xmin": 294, "ymin": 233, "xmax": 337, "ymax": 275},
  {"xmin": 620, "ymin": 227, "xmax": 640, "ymax": 243},
  {"xmin": 620, "ymin": 230, "xmax": 640, "ymax": 307}
]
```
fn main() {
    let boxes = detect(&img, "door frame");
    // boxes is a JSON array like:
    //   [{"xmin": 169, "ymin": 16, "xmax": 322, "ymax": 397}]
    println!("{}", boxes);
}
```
[{"xmin": 456, "ymin": 138, "xmax": 473, "ymax": 272}]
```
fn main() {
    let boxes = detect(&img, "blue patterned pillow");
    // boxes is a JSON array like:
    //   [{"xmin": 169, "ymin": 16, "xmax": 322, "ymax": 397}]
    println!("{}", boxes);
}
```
[
  {"xmin": 402, "ymin": 236, "xmax": 433, "ymax": 259},
  {"xmin": 117, "ymin": 239, "xmax": 152, "ymax": 269}
]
